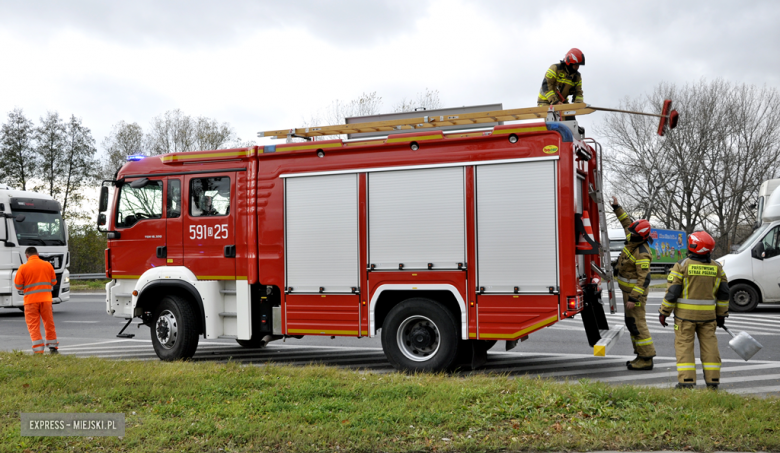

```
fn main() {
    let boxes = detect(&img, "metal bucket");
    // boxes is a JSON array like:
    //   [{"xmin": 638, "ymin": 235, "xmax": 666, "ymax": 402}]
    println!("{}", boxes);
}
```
[{"xmin": 723, "ymin": 326, "xmax": 763, "ymax": 361}]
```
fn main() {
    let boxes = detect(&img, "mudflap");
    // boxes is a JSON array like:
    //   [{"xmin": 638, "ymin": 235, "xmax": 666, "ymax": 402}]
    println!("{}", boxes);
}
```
[
  {"xmin": 581, "ymin": 283, "xmax": 608, "ymax": 347},
  {"xmin": 471, "ymin": 342, "xmax": 488, "ymax": 369}
]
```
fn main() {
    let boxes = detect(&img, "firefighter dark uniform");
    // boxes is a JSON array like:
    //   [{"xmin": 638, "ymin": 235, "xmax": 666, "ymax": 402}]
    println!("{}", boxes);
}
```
[
  {"xmin": 659, "ymin": 231, "xmax": 729, "ymax": 389},
  {"xmin": 612, "ymin": 204, "xmax": 656, "ymax": 369},
  {"xmin": 538, "ymin": 48, "xmax": 584, "ymax": 106},
  {"xmin": 14, "ymin": 250, "xmax": 59, "ymax": 354}
]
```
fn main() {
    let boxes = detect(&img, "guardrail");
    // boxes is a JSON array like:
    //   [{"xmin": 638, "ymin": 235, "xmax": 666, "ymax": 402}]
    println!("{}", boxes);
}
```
[{"xmin": 69, "ymin": 273, "xmax": 107, "ymax": 280}]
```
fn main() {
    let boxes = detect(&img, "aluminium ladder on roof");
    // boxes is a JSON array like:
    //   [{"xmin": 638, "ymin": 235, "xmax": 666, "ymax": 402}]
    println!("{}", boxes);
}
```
[{"xmin": 257, "ymin": 103, "xmax": 595, "ymax": 140}]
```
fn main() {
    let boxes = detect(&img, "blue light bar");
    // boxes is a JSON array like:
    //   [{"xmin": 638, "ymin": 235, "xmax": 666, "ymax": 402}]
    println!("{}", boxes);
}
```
[{"xmin": 127, "ymin": 154, "xmax": 146, "ymax": 161}]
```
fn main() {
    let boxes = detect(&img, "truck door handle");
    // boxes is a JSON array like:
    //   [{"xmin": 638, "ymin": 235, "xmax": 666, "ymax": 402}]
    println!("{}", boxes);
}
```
[
  {"xmin": 224, "ymin": 245, "xmax": 236, "ymax": 258},
  {"xmin": 156, "ymin": 246, "xmax": 167, "ymax": 258}
]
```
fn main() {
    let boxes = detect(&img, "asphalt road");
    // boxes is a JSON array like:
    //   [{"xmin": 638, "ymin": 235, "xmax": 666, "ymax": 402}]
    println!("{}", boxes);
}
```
[{"xmin": 2, "ymin": 291, "xmax": 779, "ymax": 396}]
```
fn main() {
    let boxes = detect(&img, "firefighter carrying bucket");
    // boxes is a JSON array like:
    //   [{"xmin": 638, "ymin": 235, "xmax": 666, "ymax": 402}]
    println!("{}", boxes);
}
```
[
  {"xmin": 611, "ymin": 197, "xmax": 656, "ymax": 370},
  {"xmin": 659, "ymin": 231, "xmax": 729, "ymax": 389}
]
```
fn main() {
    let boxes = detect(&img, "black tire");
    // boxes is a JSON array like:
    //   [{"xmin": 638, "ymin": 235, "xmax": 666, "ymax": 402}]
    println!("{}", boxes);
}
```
[
  {"xmin": 236, "ymin": 338, "xmax": 266, "ymax": 349},
  {"xmin": 381, "ymin": 298, "xmax": 459, "ymax": 372},
  {"xmin": 729, "ymin": 283, "xmax": 760, "ymax": 312},
  {"xmin": 150, "ymin": 295, "xmax": 200, "ymax": 360}
]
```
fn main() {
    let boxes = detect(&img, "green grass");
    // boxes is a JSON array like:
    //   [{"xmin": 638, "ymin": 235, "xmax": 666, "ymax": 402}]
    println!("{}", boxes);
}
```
[
  {"xmin": 1, "ymin": 352, "xmax": 778, "ymax": 452},
  {"xmin": 69, "ymin": 279, "xmax": 109, "ymax": 291}
]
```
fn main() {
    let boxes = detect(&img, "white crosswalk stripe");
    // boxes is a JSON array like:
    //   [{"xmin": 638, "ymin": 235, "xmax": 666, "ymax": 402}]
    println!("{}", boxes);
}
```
[{"xmin": 56, "ymin": 339, "xmax": 780, "ymax": 397}]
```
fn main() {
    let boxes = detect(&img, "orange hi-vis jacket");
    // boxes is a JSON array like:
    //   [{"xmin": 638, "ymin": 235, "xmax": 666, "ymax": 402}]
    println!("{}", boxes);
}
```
[{"xmin": 14, "ymin": 255, "xmax": 57, "ymax": 304}]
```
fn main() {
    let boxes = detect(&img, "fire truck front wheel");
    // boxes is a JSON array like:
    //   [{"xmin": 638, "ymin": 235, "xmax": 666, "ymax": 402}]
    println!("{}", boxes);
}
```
[
  {"xmin": 150, "ymin": 295, "xmax": 200, "ymax": 361},
  {"xmin": 381, "ymin": 298, "xmax": 459, "ymax": 372}
]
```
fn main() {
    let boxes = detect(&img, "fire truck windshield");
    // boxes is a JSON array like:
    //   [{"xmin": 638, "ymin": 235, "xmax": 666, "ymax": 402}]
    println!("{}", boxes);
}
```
[{"xmin": 11, "ymin": 210, "xmax": 67, "ymax": 246}]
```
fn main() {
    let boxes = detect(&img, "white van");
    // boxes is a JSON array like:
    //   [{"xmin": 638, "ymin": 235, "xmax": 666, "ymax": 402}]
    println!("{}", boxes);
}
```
[
  {"xmin": 608, "ymin": 228, "xmax": 626, "ymax": 264},
  {"xmin": 718, "ymin": 184, "xmax": 780, "ymax": 312}
]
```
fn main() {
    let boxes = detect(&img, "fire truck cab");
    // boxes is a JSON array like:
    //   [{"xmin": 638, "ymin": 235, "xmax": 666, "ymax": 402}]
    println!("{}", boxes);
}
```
[{"xmin": 99, "ymin": 105, "xmax": 620, "ymax": 371}]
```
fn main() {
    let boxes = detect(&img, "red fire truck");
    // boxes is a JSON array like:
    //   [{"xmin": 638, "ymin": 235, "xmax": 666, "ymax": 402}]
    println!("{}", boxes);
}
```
[{"xmin": 97, "ymin": 104, "xmax": 623, "ymax": 371}]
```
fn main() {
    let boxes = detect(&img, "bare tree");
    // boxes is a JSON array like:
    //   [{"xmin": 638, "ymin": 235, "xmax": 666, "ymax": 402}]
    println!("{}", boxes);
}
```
[
  {"xmin": 101, "ymin": 121, "xmax": 145, "ymax": 178},
  {"xmin": 146, "ymin": 110, "xmax": 240, "ymax": 154},
  {"xmin": 60, "ymin": 115, "xmax": 98, "ymax": 218},
  {"xmin": 0, "ymin": 108, "xmax": 37, "ymax": 190},
  {"xmin": 193, "ymin": 117, "xmax": 236, "ymax": 151},
  {"xmin": 599, "ymin": 79, "xmax": 780, "ymax": 256},
  {"xmin": 146, "ymin": 109, "xmax": 195, "ymax": 155},
  {"xmin": 300, "ymin": 92, "xmax": 383, "ymax": 141},
  {"xmin": 703, "ymin": 84, "xmax": 780, "ymax": 252},
  {"xmin": 34, "ymin": 111, "xmax": 67, "ymax": 199},
  {"xmin": 393, "ymin": 88, "xmax": 442, "ymax": 113}
]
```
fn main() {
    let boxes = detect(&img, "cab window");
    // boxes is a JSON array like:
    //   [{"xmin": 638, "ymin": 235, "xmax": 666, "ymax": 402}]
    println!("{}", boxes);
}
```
[
  {"xmin": 761, "ymin": 226, "xmax": 780, "ymax": 259},
  {"xmin": 116, "ymin": 181, "xmax": 163, "ymax": 228},
  {"xmin": 190, "ymin": 177, "xmax": 230, "ymax": 217},
  {"xmin": 167, "ymin": 179, "xmax": 181, "ymax": 218}
]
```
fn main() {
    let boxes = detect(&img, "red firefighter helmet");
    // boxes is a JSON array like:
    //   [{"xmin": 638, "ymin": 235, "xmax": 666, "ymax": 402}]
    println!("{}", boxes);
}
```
[
  {"xmin": 627, "ymin": 219, "xmax": 652, "ymax": 241},
  {"xmin": 563, "ymin": 48, "xmax": 585, "ymax": 66},
  {"xmin": 688, "ymin": 231, "xmax": 715, "ymax": 255}
]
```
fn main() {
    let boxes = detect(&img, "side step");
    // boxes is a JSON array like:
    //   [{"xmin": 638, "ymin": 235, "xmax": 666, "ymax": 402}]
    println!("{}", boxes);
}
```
[{"xmin": 593, "ymin": 325, "xmax": 626, "ymax": 356}]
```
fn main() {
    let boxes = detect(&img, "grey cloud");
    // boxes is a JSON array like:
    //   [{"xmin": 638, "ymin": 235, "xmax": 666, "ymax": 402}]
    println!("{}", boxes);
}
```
[{"xmin": 0, "ymin": 0, "xmax": 423, "ymax": 48}]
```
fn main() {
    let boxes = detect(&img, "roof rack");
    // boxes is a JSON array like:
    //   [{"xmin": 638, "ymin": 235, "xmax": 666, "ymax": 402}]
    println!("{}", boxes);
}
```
[{"xmin": 258, "ymin": 103, "xmax": 595, "ymax": 140}]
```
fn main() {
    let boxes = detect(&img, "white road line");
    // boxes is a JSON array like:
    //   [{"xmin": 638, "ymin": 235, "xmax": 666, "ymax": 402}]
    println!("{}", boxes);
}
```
[
  {"xmin": 725, "ymin": 385, "xmax": 780, "ymax": 395},
  {"xmin": 645, "ymin": 373, "xmax": 780, "ymax": 388},
  {"xmin": 58, "ymin": 339, "xmax": 152, "ymax": 348},
  {"xmin": 486, "ymin": 357, "xmax": 665, "ymax": 374},
  {"xmin": 595, "ymin": 362, "xmax": 780, "ymax": 383},
  {"xmin": 61, "ymin": 321, "xmax": 101, "ymax": 323}
]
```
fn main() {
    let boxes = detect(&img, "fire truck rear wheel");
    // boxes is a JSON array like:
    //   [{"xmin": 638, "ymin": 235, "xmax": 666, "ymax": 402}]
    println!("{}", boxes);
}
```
[
  {"xmin": 381, "ymin": 298, "xmax": 459, "ymax": 372},
  {"xmin": 150, "ymin": 295, "xmax": 200, "ymax": 361}
]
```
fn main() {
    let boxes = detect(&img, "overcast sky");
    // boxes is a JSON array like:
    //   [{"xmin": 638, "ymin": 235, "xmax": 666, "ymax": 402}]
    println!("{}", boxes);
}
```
[{"xmin": 1, "ymin": 0, "xmax": 778, "ymax": 155}]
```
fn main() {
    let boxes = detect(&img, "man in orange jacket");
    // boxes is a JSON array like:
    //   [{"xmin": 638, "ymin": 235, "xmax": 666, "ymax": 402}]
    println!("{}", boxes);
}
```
[{"xmin": 14, "ymin": 247, "xmax": 59, "ymax": 354}]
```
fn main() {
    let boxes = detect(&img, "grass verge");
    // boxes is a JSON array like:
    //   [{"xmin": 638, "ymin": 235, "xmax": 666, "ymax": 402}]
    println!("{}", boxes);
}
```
[{"xmin": 1, "ymin": 351, "xmax": 777, "ymax": 452}]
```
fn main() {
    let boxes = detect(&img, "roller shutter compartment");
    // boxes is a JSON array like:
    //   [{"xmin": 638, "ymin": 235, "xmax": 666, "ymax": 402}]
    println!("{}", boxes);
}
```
[
  {"xmin": 285, "ymin": 174, "xmax": 359, "ymax": 293},
  {"xmin": 476, "ymin": 160, "xmax": 558, "ymax": 293},
  {"xmin": 369, "ymin": 167, "xmax": 465, "ymax": 270}
]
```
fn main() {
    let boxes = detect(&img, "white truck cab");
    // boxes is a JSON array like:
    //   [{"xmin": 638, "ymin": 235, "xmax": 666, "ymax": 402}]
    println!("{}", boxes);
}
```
[
  {"xmin": 718, "ymin": 184, "xmax": 780, "ymax": 312},
  {"xmin": 608, "ymin": 228, "xmax": 626, "ymax": 265},
  {"xmin": 0, "ymin": 184, "xmax": 70, "ymax": 309}
]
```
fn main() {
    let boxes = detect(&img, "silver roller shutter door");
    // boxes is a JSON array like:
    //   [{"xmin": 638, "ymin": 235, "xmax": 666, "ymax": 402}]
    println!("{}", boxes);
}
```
[
  {"xmin": 369, "ymin": 167, "xmax": 465, "ymax": 270},
  {"xmin": 285, "ymin": 174, "xmax": 358, "ymax": 293},
  {"xmin": 476, "ymin": 160, "xmax": 558, "ymax": 293}
]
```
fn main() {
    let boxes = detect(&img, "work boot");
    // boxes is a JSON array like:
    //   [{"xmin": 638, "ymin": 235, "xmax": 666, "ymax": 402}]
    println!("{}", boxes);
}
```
[
  {"xmin": 49, "ymin": 348, "xmax": 58, "ymax": 355},
  {"xmin": 706, "ymin": 383, "xmax": 718, "ymax": 391},
  {"xmin": 675, "ymin": 383, "xmax": 695, "ymax": 389},
  {"xmin": 626, "ymin": 357, "xmax": 653, "ymax": 370}
]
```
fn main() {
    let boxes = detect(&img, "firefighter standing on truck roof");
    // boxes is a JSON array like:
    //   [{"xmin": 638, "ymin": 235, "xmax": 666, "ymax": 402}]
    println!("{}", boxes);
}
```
[
  {"xmin": 538, "ymin": 48, "xmax": 584, "ymax": 106},
  {"xmin": 14, "ymin": 247, "xmax": 59, "ymax": 355},
  {"xmin": 611, "ymin": 196, "xmax": 656, "ymax": 370},
  {"xmin": 659, "ymin": 231, "xmax": 729, "ymax": 390}
]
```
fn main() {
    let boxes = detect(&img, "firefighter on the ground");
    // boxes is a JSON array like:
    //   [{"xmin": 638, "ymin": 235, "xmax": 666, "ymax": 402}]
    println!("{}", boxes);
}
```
[
  {"xmin": 659, "ymin": 231, "xmax": 729, "ymax": 390},
  {"xmin": 611, "ymin": 197, "xmax": 656, "ymax": 370},
  {"xmin": 14, "ymin": 247, "xmax": 59, "ymax": 355},
  {"xmin": 538, "ymin": 48, "xmax": 585, "ymax": 106}
]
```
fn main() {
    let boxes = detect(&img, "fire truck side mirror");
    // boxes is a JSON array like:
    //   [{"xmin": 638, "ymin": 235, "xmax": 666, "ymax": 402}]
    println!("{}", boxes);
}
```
[{"xmin": 99, "ymin": 186, "xmax": 109, "ymax": 212}]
